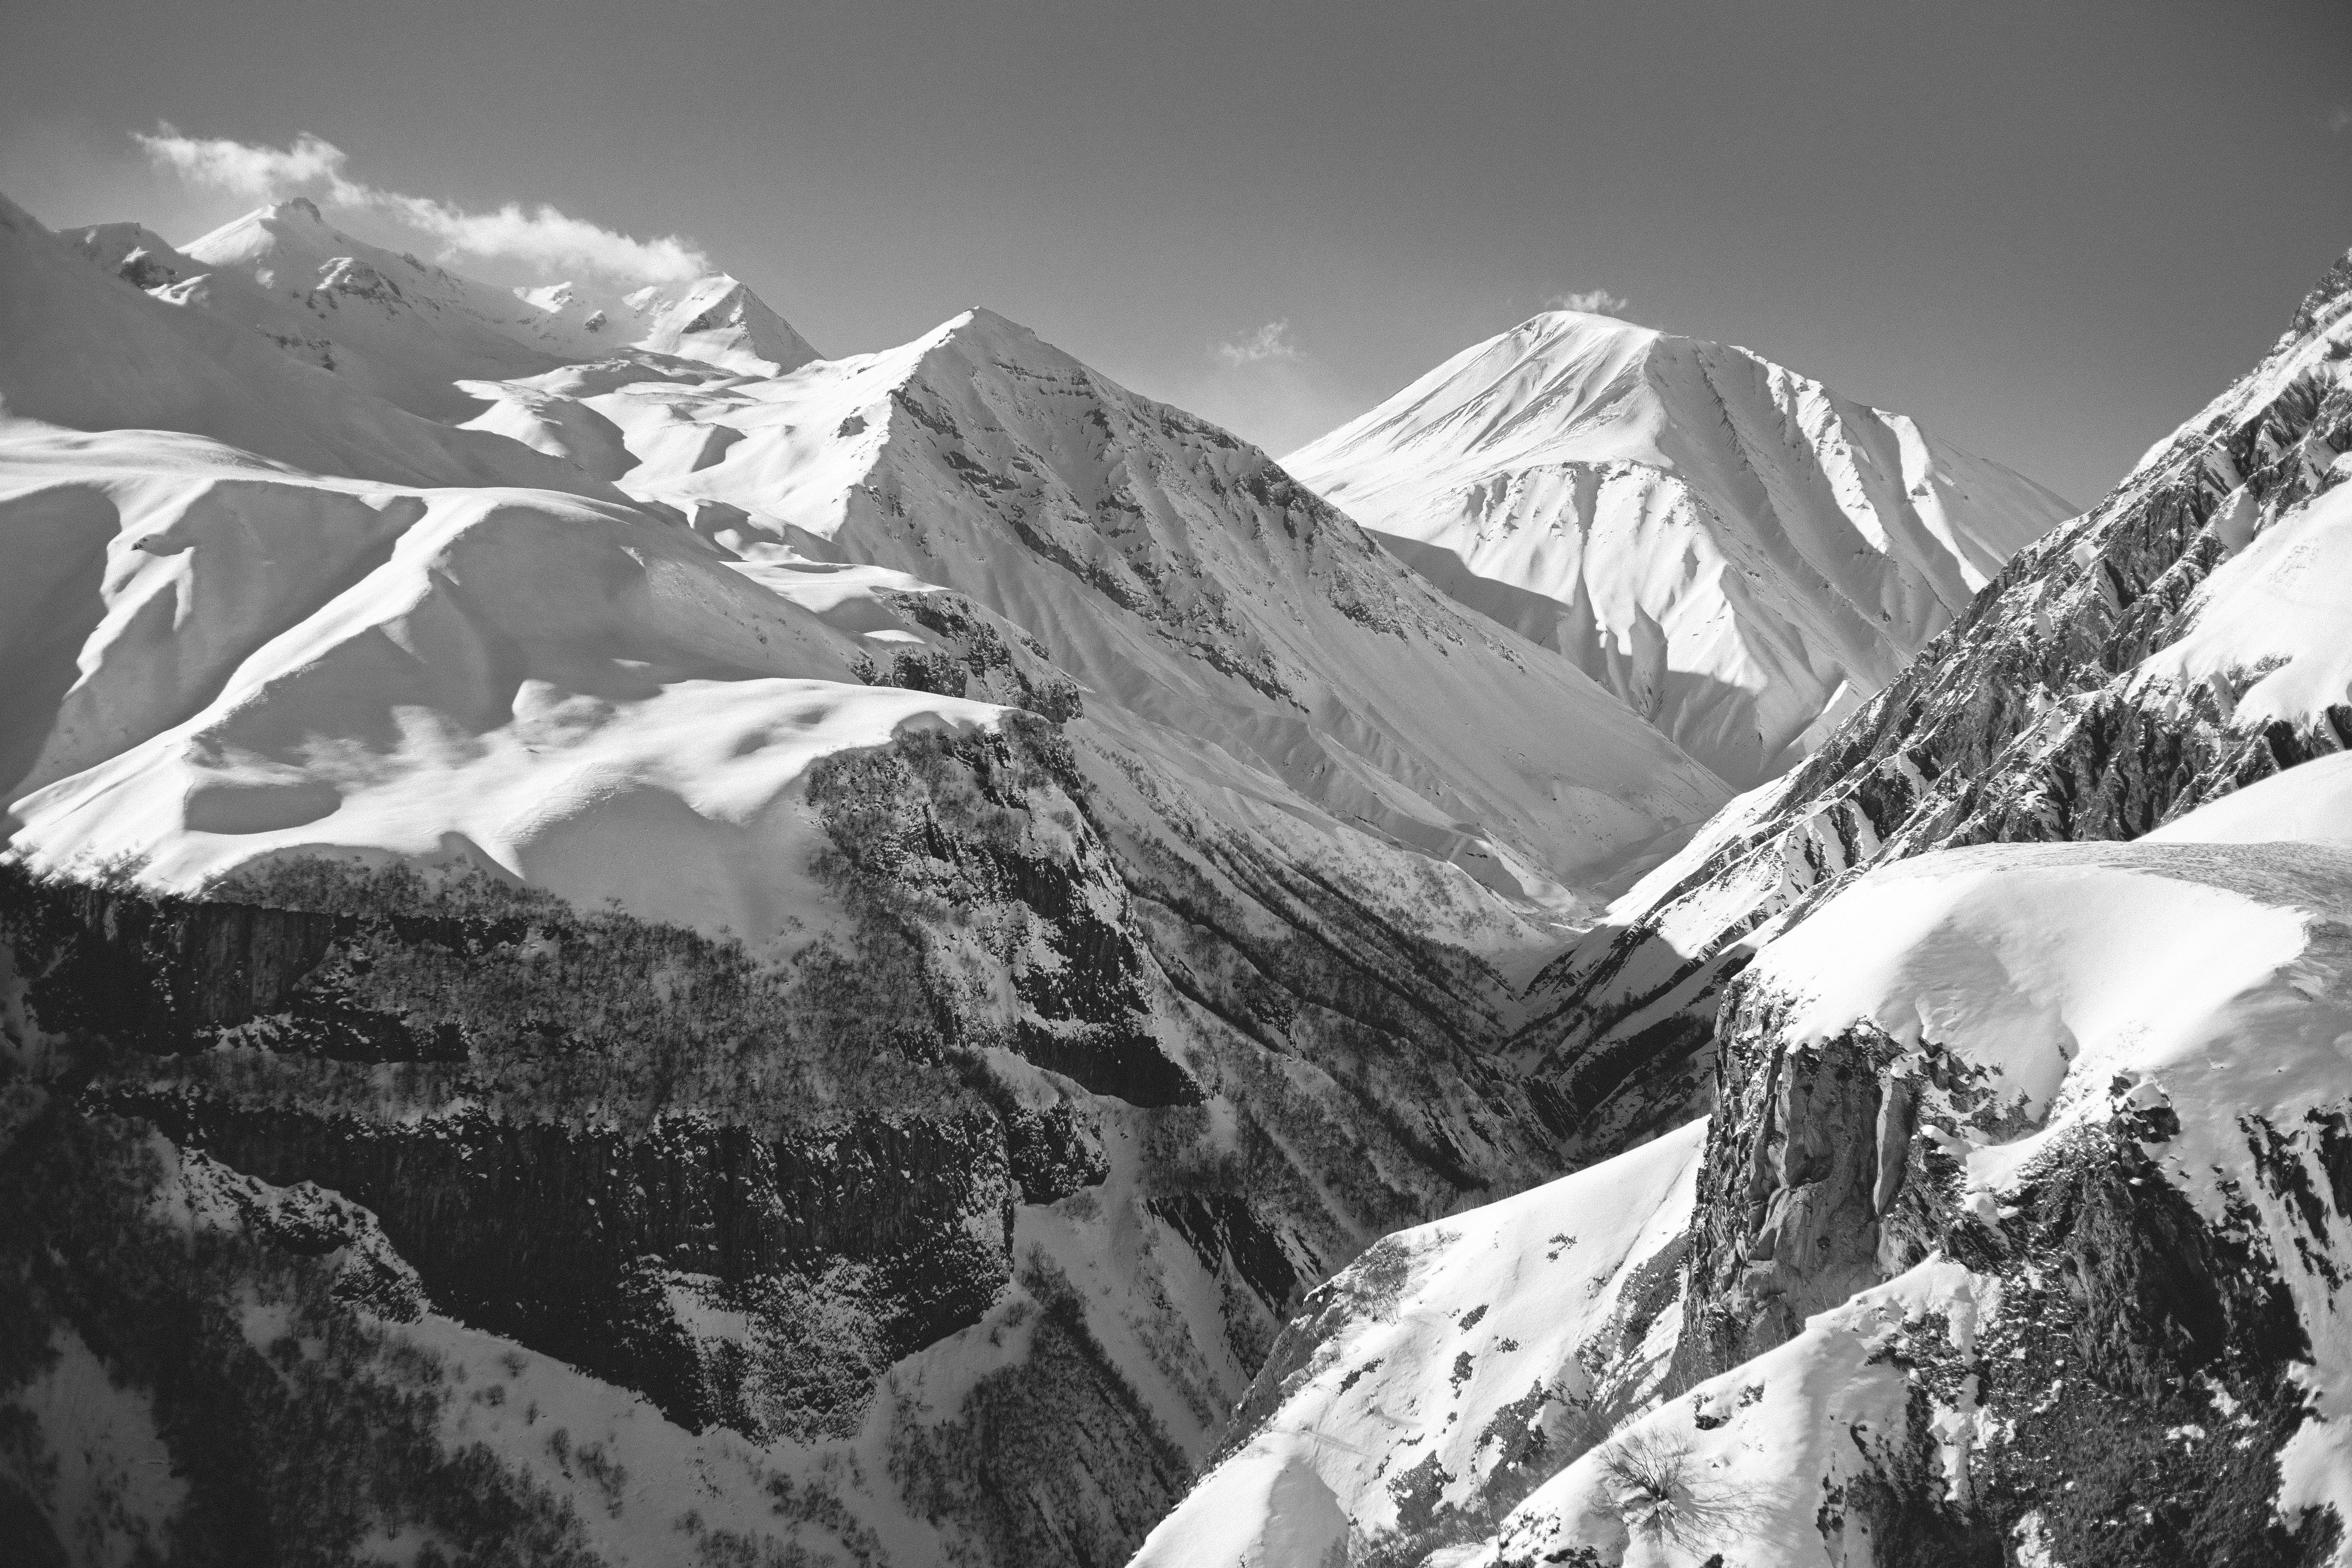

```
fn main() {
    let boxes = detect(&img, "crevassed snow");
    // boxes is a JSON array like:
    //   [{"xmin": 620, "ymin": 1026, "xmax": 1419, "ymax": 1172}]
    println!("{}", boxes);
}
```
[{"xmin": 1283, "ymin": 311, "xmax": 2072, "ymax": 787}]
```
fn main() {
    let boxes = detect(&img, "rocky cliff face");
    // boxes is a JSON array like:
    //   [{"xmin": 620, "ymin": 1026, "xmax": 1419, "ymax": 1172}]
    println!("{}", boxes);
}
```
[
  {"xmin": 1493, "ymin": 834, "xmax": 2352, "ymax": 1567},
  {"xmin": 1516, "ymin": 245, "xmax": 2352, "ymax": 1162},
  {"xmin": 0, "ymin": 698, "xmax": 1597, "ymax": 1565}
]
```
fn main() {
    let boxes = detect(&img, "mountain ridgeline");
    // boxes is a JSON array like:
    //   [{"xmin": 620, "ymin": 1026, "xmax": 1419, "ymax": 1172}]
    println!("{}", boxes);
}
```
[
  {"xmin": 4, "ymin": 176, "xmax": 2346, "ymax": 1568},
  {"xmin": 1134, "ymin": 247, "xmax": 2352, "ymax": 1566}
]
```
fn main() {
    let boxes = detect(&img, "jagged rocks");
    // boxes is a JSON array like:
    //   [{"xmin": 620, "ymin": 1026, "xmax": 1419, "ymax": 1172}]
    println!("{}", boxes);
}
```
[{"xmin": 804, "ymin": 713, "xmax": 1202, "ymax": 1107}]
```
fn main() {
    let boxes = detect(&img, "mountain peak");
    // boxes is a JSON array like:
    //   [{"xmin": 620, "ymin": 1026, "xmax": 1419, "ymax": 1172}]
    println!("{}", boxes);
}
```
[
  {"xmin": 1286, "ymin": 313, "xmax": 2071, "ymax": 786},
  {"xmin": 145, "ymin": 202, "xmax": 822, "ymax": 399}
]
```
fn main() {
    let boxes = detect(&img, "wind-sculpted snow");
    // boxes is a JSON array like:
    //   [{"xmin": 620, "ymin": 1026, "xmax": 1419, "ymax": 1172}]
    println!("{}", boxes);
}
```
[
  {"xmin": 0, "ymin": 429, "xmax": 1005, "ymax": 944},
  {"xmin": 461, "ymin": 308, "xmax": 1731, "ymax": 915},
  {"xmin": 1517, "ymin": 247, "xmax": 2352, "ymax": 1159},
  {"xmin": 1285, "ymin": 311, "xmax": 2071, "ymax": 788}
]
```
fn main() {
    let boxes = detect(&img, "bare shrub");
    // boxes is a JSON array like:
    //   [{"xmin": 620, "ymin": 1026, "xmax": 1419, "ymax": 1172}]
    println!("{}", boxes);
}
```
[{"xmin": 1596, "ymin": 1428, "xmax": 1768, "ymax": 1549}]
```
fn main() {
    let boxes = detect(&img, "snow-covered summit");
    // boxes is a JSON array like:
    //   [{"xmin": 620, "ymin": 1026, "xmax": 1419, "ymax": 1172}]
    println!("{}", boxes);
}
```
[
  {"xmin": 461, "ymin": 301, "xmax": 1732, "ymax": 906},
  {"xmin": 59, "ymin": 199, "xmax": 821, "ymax": 420},
  {"xmin": 2, "ymin": 191, "xmax": 603, "ymax": 494},
  {"xmin": 620, "ymin": 273, "xmax": 821, "ymax": 376},
  {"xmin": 1285, "ymin": 310, "xmax": 2073, "ymax": 786}
]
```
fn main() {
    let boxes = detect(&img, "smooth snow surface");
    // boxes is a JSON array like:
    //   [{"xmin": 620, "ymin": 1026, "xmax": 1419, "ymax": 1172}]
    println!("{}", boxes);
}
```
[
  {"xmin": 2144, "ymin": 749, "xmax": 2352, "ymax": 846},
  {"xmin": 1284, "ymin": 312, "xmax": 2072, "ymax": 786},
  {"xmin": 2131, "ymin": 481, "xmax": 2352, "ymax": 735}
]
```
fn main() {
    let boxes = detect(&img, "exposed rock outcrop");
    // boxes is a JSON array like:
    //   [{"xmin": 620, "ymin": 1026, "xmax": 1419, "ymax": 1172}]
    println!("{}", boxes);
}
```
[{"xmin": 1517, "ymin": 243, "xmax": 2352, "ymax": 1162}]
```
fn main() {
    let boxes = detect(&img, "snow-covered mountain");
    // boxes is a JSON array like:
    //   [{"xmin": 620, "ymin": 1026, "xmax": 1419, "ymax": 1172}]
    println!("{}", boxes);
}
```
[
  {"xmin": 13, "ymin": 146, "xmax": 2345, "ymax": 1567},
  {"xmin": 67, "ymin": 197, "xmax": 820, "ymax": 422},
  {"xmin": 1510, "ymin": 247, "xmax": 2352, "ymax": 1163},
  {"xmin": 458, "ymin": 306, "xmax": 1729, "ymax": 910},
  {"xmin": 0, "ymin": 186, "xmax": 1732, "ymax": 1568},
  {"xmin": 1, "ymin": 194, "xmax": 605, "ymax": 495},
  {"xmin": 1132, "ymin": 245, "xmax": 2352, "ymax": 1568},
  {"xmin": 1285, "ymin": 311, "xmax": 2073, "ymax": 787}
]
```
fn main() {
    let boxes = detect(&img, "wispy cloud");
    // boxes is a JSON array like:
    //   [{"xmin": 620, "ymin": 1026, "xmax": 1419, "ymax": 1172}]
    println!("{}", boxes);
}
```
[
  {"xmin": 1545, "ymin": 287, "xmax": 1631, "ymax": 316},
  {"xmin": 2330, "ymin": 105, "xmax": 2352, "ymax": 135},
  {"xmin": 1214, "ymin": 319, "xmax": 1303, "ymax": 366},
  {"xmin": 134, "ymin": 122, "xmax": 708, "ymax": 285},
  {"xmin": 135, "ymin": 125, "xmax": 349, "ymax": 199}
]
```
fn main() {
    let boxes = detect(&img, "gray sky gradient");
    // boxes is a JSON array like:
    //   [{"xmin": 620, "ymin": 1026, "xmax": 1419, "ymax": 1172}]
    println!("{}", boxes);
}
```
[{"xmin": 6, "ymin": 0, "xmax": 2350, "ymax": 507}]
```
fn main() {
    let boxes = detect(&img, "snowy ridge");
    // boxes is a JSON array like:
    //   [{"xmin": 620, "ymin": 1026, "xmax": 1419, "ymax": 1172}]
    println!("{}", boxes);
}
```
[
  {"xmin": 1285, "ymin": 311, "xmax": 2071, "ymax": 786},
  {"xmin": 1, "ymin": 194, "xmax": 609, "ymax": 496},
  {"xmin": 64, "ymin": 198, "xmax": 818, "ymax": 424},
  {"xmin": 461, "ymin": 306, "xmax": 1732, "ymax": 910}
]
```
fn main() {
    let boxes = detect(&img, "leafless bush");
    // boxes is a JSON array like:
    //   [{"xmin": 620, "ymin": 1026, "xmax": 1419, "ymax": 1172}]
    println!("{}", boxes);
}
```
[{"xmin": 1597, "ymin": 1428, "xmax": 1770, "ymax": 1549}]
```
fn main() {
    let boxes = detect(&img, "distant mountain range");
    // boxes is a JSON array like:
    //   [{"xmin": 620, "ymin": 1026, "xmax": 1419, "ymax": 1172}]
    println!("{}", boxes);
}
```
[{"xmin": 6, "ymin": 179, "xmax": 2342, "ymax": 1568}]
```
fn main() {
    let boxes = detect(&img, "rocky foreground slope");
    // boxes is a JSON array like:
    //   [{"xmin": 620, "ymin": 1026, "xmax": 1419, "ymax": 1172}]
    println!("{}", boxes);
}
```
[
  {"xmin": 1284, "ymin": 311, "xmax": 2071, "ymax": 789},
  {"xmin": 1134, "ymin": 250, "xmax": 2352, "ymax": 1566}
]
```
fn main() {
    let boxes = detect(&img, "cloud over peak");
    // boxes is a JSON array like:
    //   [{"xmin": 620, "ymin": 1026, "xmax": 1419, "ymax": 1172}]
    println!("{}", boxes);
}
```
[
  {"xmin": 134, "ymin": 123, "xmax": 709, "ymax": 285},
  {"xmin": 1545, "ymin": 286, "xmax": 1631, "ymax": 316},
  {"xmin": 1213, "ymin": 319, "xmax": 1303, "ymax": 366}
]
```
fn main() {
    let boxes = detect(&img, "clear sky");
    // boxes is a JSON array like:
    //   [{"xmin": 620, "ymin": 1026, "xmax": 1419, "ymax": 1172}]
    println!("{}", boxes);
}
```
[{"xmin": 6, "ymin": 0, "xmax": 2349, "ymax": 507}]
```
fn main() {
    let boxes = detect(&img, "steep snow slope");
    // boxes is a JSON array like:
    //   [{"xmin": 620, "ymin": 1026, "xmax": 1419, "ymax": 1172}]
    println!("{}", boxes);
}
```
[
  {"xmin": 462, "ymin": 308, "xmax": 1731, "ymax": 909},
  {"xmin": 0, "ymin": 192, "xmax": 606, "ymax": 496},
  {"xmin": 1475, "ymin": 780, "xmax": 2352, "ymax": 1566},
  {"xmin": 1128, "ymin": 1120, "xmax": 1704, "ymax": 1568},
  {"xmin": 1284, "ymin": 311, "xmax": 2071, "ymax": 787},
  {"xmin": 1517, "ymin": 246, "xmax": 2352, "ymax": 1158}
]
